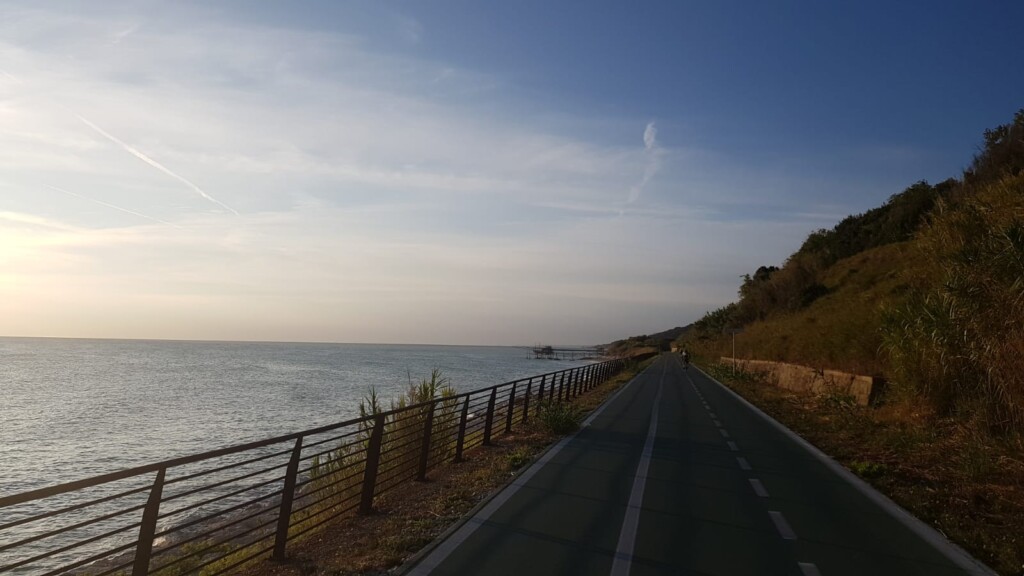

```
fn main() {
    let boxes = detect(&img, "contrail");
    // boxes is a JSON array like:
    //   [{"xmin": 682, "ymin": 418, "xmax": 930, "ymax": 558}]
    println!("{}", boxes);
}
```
[
  {"xmin": 0, "ymin": 68, "xmax": 24, "ymax": 84},
  {"xmin": 627, "ymin": 121, "xmax": 661, "ymax": 205},
  {"xmin": 643, "ymin": 122, "xmax": 657, "ymax": 152},
  {"xmin": 3, "ymin": 67, "xmax": 232, "ymax": 214},
  {"xmin": 45, "ymin": 184, "xmax": 182, "ymax": 228},
  {"xmin": 75, "ymin": 114, "xmax": 239, "ymax": 215}
]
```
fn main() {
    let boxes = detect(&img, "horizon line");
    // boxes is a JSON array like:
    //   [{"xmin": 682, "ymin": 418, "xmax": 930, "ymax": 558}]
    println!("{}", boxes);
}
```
[{"xmin": 0, "ymin": 334, "xmax": 605, "ymax": 349}]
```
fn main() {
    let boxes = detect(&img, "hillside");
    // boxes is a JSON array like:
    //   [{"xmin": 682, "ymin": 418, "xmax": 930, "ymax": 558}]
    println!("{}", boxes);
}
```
[
  {"xmin": 679, "ymin": 108, "xmax": 1024, "ymax": 433},
  {"xmin": 604, "ymin": 325, "xmax": 691, "ymax": 356},
  {"xmin": 688, "ymin": 241, "xmax": 924, "ymax": 376}
]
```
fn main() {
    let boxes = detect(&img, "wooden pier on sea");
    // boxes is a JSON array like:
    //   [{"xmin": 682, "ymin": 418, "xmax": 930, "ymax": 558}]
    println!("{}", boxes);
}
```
[{"xmin": 531, "ymin": 345, "xmax": 601, "ymax": 360}]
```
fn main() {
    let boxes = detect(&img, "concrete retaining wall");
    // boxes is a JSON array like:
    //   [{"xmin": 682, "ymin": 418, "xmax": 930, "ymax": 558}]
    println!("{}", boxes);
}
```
[{"xmin": 720, "ymin": 357, "xmax": 883, "ymax": 406}]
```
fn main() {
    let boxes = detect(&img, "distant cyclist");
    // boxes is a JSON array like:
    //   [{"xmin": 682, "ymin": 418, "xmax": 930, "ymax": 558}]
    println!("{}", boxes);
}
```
[{"xmin": 681, "ymin": 349, "xmax": 690, "ymax": 369}]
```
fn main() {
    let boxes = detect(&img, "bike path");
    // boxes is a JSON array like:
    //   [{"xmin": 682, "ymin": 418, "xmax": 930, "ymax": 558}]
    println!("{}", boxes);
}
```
[{"xmin": 402, "ymin": 354, "xmax": 991, "ymax": 576}]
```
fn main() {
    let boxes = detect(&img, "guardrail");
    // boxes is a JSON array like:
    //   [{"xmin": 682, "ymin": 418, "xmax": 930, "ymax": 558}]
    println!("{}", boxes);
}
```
[{"xmin": 0, "ymin": 356, "xmax": 643, "ymax": 576}]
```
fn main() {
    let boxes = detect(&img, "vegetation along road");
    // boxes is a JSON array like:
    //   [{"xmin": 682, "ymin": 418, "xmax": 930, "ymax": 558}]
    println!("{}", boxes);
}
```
[{"xmin": 400, "ymin": 353, "xmax": 994, "ymax": 576}]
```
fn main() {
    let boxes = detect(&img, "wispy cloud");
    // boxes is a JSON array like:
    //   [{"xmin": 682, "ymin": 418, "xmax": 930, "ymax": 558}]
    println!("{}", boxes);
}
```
[
  {"xmin": 0, "ymin": 211, "xmax": 78, "ymax": 231},
  {"xmin": 45, "ymin": 184, "xmax": 181, "ymax": 228},
  {"xmin": 0, "ymin": 68, "xmax": 23, "ymax": 84},
  {"xmin": 0, "ymin": 4, "xmax": 802, "ymax": 344},
  {"xmin": 111, "ymin": 23, "xmax": 140, "ymax": 45},
  {"xmin": 74, "ymin": 114, "xmax": 239, "ymax": 215},
  {"xmin": 627, "ymin": 121, "xmax": 662, "ymax": 204}
]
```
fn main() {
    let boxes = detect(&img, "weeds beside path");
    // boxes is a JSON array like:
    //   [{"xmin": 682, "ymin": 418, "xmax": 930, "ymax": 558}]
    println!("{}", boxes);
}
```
[
  {"xmin": 233, "ymin": 360, "xmax": 650, "ymax": 576},
  {"xmin": 701, "ymin": 362, "xmax": 1024, "ymax": 576}
]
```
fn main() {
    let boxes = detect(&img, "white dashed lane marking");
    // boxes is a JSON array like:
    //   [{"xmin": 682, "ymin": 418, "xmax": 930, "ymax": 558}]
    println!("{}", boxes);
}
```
[
  {"xmin": 768, "ymin": 511, "xmax": 797, "ymax": 540},
  {"xmin": 688, "ymin": 364, "xmax": 823, "ymax": 576},
  {"xmin": 749, "ymin": 479, "xmax": 769, "ymax": 498},
  {"xmin": 798, "ymin": 562, "xmax": 822, "ymax": 576}
]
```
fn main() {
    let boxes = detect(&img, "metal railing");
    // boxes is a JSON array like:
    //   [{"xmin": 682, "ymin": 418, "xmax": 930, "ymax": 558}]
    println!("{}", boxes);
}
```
[{"xmin": 0, "ymin": 357, "xmax": 639, "ymax": 576}]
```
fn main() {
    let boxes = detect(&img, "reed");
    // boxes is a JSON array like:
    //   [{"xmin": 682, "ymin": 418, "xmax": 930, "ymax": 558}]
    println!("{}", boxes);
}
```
[{"xmin": 882, "ymin": 173, "xmax": 1024, "ymax": 433}]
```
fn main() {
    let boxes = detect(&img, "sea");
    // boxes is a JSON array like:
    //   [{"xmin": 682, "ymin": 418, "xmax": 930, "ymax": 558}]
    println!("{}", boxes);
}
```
[
  {"xmin": 0, "ymin": 337, "xmax": 595, "ymax": 574},
  {"xmin": 0, "ymin": 337, "xmax": 591, "ymax": 498}
]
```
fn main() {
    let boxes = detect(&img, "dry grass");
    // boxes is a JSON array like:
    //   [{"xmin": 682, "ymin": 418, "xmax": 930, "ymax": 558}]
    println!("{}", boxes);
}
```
[
  {"xmin": 231, "ymin": 363, "xmax": 648, "ymax": 576},
  {"xmin": 688, "ymin": 242, "xmax": 924, "ymax": 376},
  {"xmin": 704, "ymin": 362, "xmax": 1024, "ymax": 576}
]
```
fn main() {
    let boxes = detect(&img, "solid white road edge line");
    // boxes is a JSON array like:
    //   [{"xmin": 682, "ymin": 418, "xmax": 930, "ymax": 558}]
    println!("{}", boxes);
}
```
[
  {"xmin": 402, "ymin": 358, "xmax": 661, "ymax": 575},
  {"xmin": 693, "ymin": 365, "xmax": 997, "ymax": 576},
  {"xmin": 609, "ymin": 362, "xmax": 666, "ymax": 576}
]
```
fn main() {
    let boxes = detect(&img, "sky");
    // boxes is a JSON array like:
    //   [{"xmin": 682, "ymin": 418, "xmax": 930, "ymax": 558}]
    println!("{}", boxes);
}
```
[{"xmin": 1, "ymin": 1, "xmax": 1022, "ymax": 346}]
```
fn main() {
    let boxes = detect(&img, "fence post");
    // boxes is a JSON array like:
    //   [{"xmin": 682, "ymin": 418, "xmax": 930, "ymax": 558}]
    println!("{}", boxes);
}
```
[
  {"xmin": 417, "ymin": 402, "xmax": 436, "ymax": 481},
  {"xmin": 549, "ymin": 374, "xmax": 557, "ymax": 402},
  {"xmin": 359, "ymin": 414, "xmax": 386, "ymax": 515},
  {"xmin": 483, "ymin": 388, "xmax": 497, "ymax": 446},
  {"xmin": 131, "ymin": 468, "xmax": 165, "ymax": 576},
  {"xmin": 558, "ymin": 372, "xmax": 566, "ymax": 402},
  {"xmin": 454, "ymin": 396, "xmax": 470, "ymax": 462},
  {"xmin": 273, "ymin": 437, "xmax": 303, "ymax": 560},
  {"xmin": 573, "ymin": 370, "xmax": 581, "ymax": 397},
  {"xmin": 505, "ymin": 383, "xmax": 517, "ymax": 433},
  {"xmin": 522, "ymin": 378, "xmax": 532, "ymax": 424},
  {"xmin": 536, "ymin": 376, "xmax": 546, "ymax": 416}
]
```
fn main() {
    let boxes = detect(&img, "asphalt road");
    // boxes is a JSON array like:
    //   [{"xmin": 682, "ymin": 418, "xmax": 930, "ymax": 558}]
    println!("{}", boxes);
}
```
[{"xmin": 402, "ymin": 354, "xmax": 993, "ymax": 576}]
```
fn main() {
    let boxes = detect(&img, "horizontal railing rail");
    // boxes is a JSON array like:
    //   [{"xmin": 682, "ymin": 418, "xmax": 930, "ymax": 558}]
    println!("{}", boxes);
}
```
[{"xmin": 1, "ymin": 354, "xmax": 652, "ymax": 576}]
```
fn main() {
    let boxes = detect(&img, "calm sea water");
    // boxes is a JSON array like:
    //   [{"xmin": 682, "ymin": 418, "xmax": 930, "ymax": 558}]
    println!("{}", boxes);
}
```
[{"xmin": 0, "ymin": 337, "xmax": 589, "ymax": 498}]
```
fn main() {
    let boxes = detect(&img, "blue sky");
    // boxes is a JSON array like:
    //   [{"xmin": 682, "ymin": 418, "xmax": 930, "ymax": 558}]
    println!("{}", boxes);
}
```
[{"xmin": 1, "ymin": 1, "xmax": 1021, "ymax": 345}]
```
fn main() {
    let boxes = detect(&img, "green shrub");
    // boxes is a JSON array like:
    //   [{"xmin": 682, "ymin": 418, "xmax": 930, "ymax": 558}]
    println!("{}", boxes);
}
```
[
  {"xmin": 506, "ymin": 447, "xmax": 533, "ymax": 470},
  {"xmin": 308, "ymin": 370, "xmax": 459, "ymax": 515},
  {"xmin": 537, "ymin": 401, "xmax": 582, "ymax": 435},
  {"xmin": 848, "ymin": 460, "xmax": 888, "ymax": 479}
]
